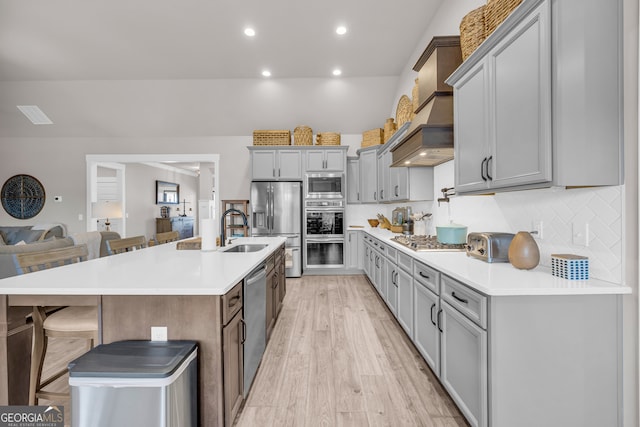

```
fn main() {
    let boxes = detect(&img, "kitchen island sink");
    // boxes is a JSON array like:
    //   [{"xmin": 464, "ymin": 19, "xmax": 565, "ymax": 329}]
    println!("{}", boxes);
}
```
[{"xmin": 222, "ymin": 244, "xmax": 268, "ymax": 253}]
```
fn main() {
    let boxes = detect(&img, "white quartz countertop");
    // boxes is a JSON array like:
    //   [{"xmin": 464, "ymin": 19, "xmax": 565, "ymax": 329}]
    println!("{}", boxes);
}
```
[
  {"xmin": 355, "ymin": 227, "xmax": 631, "ymax": 297},
  {"xmin": 0, "ymin": 237, "xmax": 286, "ymax": 296}
]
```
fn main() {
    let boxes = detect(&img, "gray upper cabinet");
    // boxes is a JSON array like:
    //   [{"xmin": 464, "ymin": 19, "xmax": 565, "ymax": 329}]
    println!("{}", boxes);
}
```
[
  {"xmin": 305, "ymin": 148, "xmax": 346, "ymax": 172},
  {"xmin": 248, "ymin": 148, "xmax": 302, "ymax": 180},
  {"xmin": 377, "ymin": 149, "xmax": 392, "ymax": 202},
  {"xmin": 359, "ymin": 148, "xmax": 378, "ymax": 203},
  {"xmin": 347, "ymin": 157, "xmax": 360, "ymax": 203},
  {"xmin": 448, "ymin": 0, "xmax": 623, "ymax": 194}
]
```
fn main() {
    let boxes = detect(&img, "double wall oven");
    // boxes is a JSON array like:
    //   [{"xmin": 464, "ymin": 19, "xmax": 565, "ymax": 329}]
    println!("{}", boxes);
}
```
[{"xmin": 304, "ymin": 174, "xmax": 345, "ymax": 269}]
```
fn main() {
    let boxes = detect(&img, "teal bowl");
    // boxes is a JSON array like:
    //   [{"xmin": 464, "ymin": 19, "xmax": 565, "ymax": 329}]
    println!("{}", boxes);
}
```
[{"xmin": 436, "ymin": 224, "xmax": 468, "ymax": 244}]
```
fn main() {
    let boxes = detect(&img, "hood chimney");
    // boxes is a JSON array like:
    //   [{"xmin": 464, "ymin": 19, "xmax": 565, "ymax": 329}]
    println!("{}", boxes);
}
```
[{"xmin": 391, "ymin": 36, "xmax": 462, "ymax": 167}]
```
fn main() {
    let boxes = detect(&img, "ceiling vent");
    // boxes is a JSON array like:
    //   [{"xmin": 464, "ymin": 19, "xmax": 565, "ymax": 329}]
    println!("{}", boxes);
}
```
[
  {"xmin": 391, "ymin": 36, "xmax": 461, "ymax": 167},
  {"xmin": 17, "ymin": 105, "xmax": 53, "ymax": 125}
]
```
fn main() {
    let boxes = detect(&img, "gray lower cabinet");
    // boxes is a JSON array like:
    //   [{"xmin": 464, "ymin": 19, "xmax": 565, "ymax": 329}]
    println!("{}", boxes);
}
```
[
  {"xmin": 385, "ymin": 258, "xmax": 398, "ymax": 316},
  {"xmin": 396, "ymin": 267, "xmax": 413, "ymax": 339},
  {"xmin": 440, "ymin": 300, "xmax": 488, "ymax": 427},
  {"xmin": 363, "ymin": 234, "xmax": 622, "ymax": 427},
  {"xmin": 413, "ymin": 279, "xmax": 440, "ymax": 373},
  {"xmin": 345, "ymin": 230, "xmax": 361, "ymax": 270}
]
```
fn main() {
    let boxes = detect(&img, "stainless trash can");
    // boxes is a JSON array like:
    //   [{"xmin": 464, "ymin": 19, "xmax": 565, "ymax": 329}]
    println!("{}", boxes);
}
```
[{"xmin": 68, "ymin": 340, "xmax": 197, "ymax": 427}]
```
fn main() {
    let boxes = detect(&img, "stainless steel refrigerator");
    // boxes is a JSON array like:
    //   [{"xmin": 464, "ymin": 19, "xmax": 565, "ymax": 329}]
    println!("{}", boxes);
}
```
[{"xmin": 250, "ymin": 181, "xmax": 302, "ymax": 277}]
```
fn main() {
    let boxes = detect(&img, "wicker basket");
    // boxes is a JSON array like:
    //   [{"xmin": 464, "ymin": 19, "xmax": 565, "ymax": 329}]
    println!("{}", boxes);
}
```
[
  {"xmin": 485, "ymin": 0, "xmax": 522, "ymax": 37},
  {"xmin": 293, "ymin": 126, "xmax": 313, "ymax": 145},
  {"xmin": 384, "ymin": 118, "xmax": 397, "ymax": 143},
  {"xmin": 362, "ymin": 128, "xmax": 384, "ymax": 147},
  {"xmin": 316, "ymin": 132, "xmax": 341, "ymax": 146},
  {"xmin": 253, "ymin": 130, "xmax": 291, "ymax": 146},
  {"xmin": 460, "ymin": 5, "xmax": 486, "ymax": 60}
]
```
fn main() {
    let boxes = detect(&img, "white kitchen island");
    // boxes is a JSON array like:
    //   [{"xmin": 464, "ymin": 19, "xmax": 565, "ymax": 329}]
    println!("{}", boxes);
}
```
[
  {"xmin": 0, "ymin": 236, "xmax": 286, "ymax": 427},
  {"xmin": 359, "ymin": 227, "xmax": 630, "ymax": 427}
]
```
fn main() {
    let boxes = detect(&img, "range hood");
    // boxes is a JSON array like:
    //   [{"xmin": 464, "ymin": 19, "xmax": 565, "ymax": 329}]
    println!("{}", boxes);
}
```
[{"xmin": 391, "ymin": 36, "xmax": 462, "ymax": 167}]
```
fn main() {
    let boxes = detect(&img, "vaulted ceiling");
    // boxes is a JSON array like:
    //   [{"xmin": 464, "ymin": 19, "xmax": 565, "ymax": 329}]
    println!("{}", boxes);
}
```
[{"xmin": 0, "ymin": 0, "xmax": 444, "ymax": 138}]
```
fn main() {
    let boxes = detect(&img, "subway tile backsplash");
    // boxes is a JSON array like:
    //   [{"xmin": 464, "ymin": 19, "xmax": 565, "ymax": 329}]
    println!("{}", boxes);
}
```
[{"xmin": 347, "ymin": 160, "xmax": 623, "ymax": 283}]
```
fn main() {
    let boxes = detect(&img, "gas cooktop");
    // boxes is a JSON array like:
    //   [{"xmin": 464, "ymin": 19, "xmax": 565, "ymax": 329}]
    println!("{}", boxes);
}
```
[{"xmin": 391, "ymin": 235, "xmax": 467, "ymax": 252}]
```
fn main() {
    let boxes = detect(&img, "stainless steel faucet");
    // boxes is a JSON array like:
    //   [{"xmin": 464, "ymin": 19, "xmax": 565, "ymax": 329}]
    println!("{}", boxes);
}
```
[{"xmin": 220, "ymin": 208, "xmax": 248, "ymax": 247}]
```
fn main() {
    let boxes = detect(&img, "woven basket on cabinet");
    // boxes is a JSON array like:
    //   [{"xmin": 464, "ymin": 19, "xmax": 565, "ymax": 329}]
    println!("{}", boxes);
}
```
[
  {"xmin": 294, "ymin": 126, "xmax": 313, "ymax": 145},
  {"xmin": 460, "ymin": 5, "xmax": 486, "ymax": 60},
  {"xmin": 253, "ymin": 130, "xmax": 291, "ymax": 146},
  {"xmin": 316, "ymin": 132, "xmax": 341, "ymax": 146},
  {"xmin": 485, "ymin": 0, "xmax": 522, "ymax": 36}
]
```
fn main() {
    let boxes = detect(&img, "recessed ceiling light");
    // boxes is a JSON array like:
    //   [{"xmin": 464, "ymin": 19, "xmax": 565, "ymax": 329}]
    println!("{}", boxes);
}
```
[
  {"xmin": 244, "ymin": 28, "xmax": 256, "ymax": 37},
  {"xmin": 332, "ymin": 69, "xmax": 342, "ymax": 76},
  {"xmin": 405, "ymin": 160, "xmax": 411, "ymax": 165},
  {"xmin": 262, "ymin": 70, "xmax": 271, "ymax": 77},
  {"xmin": 336, "ymin": 26, "xmax": 347, "ymax": 35},
  {"xmin": 17, "ymin": 105, "xmax": 53, "ymax": 125},
  {"xmin": 420, "ymin": 152, "xmax": 427, "ymax": 156}
]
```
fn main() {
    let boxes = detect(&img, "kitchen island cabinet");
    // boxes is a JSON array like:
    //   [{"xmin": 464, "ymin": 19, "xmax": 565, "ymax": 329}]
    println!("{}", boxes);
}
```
[
  {"xmin": 0, "ymin": 236, "xmax": 286, "ymax": 427},
  {"xmin": 358, "ymin": 227, "xmax": 629, "ymax": 427}
]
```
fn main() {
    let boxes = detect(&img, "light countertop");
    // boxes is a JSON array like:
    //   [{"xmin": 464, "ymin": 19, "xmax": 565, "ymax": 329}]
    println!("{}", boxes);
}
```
[
  {"xmin": 355, "ymin": 227, "xmax": 631, "ymax": 297},
  {"xmin": 0, "ymin": 237, "xmax": 286, "ymax": 296}
]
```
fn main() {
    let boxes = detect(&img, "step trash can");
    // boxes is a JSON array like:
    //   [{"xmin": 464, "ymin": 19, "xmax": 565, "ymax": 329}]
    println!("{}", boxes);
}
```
[{"xmin": 68, "ymin": 340, "xmax": 198, "ymax": 427}]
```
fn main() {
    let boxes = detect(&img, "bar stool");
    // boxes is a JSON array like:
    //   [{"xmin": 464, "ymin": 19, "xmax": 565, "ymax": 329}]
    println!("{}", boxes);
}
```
[
  {"xmin": 154, "ymin": 230, "xmax": 180, "ymax": 245},
  {"xmin": 105, "ymin": 235, "xmax": 147, "ymax": 255},
  {"xmin": 14, "ymin": 244, "xmax": 98, "ymax": 405}
]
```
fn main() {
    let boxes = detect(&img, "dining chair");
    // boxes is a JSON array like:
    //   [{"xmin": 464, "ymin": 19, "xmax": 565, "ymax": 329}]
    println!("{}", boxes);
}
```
[
  {"xmin": 105, "ymin": 235, "xmax": 147, "ymax": 255},
  {"xmin": 155, "ymin": 230, "xmax": 180, "ymax": 245},
  {"xmin": 14, "ymin": 244, "xmax": 97, "ymax": 405}
]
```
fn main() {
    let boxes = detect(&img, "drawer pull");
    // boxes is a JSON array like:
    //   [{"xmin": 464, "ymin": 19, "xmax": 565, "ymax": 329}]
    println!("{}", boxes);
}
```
[
  {"xmin": 228, "ymin": 295, "xmax": 241, "ymax": 307},
  {"xmin": 451, "ymin": 291, "xmax": 469, "ymax": 304},
  {"xmin": 437, "ymin": 309, "xmax": 443, "ymax": 333},
  {"xmin": 418, "ymin": 271, "xmax": 430, "ymax": 280}
]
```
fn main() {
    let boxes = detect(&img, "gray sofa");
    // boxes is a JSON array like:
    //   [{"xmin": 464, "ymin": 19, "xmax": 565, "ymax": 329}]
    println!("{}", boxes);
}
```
[{"xmin": 0, "ymin": 226, "xmax": 121, "ymax": 280}]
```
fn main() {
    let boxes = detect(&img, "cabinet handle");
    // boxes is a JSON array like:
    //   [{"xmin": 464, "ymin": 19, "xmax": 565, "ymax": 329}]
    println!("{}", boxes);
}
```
[
  {"xmin": 375, "ymin": 256, "xmax": 379, "ymax": 268},
  {"xmin": 437, "ymin": 309, "xmax": 443, "ymax": 333},
  {"xmin": 374, "ymin": 191, "xmax": 377, "ymax": 200},
  {"xmin": 391, "ymin": 270, "xmax": 396, "ymax": 285},
  {"xmin": 430, "ymin": 303, "xmax": 437, "ymax": 326},
  {"xmin": 418, "ymin": 271, "xmax": 430, "ymax": 280},
  {"xmin": 349, "ymin": 234, "xmax": 352, "ymax": 242},
  {"xmin": 395, "ymin": 185, "xmax": 399, "ymax": 197},
  {"xmin": 486, "ymin": 156, "xmax": 493, "ymax": 181},
  {"xmin": 273, "ymin": 168, "xmax": 276, "ymax": 178},
  {"xmin": 228, "ymin": 295, "xmax": 241, "ymax": 308},
  {"xmin": 278, "ymin": 168, "xmax": 281, "ymax": 177},
  {"xmin": 380, "ymin": 189, "xmax": 384, "ymax": 200},
  {"xmin": 357, "ymin": 192, "xmax": 360, "ymax": 201},
  {"xmin": 481, "ymin": 158, "xmax": 488, "ymax": 181},
  {"xmin": 241, "ymin": 318, "xmax": 247, "ymax": 345},
  {"xmin": 451, "ymin": 291, "xmax": 469, "ymax": 304},
  {"xmin": 394, "ymin": 271, "xmax": 398, "ymax": 287}
]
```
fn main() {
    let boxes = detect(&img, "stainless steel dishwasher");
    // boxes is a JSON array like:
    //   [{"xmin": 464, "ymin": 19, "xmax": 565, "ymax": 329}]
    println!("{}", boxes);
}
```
[{"xmin": 243, "ymin": 263, "xmax": 266, "ymax": 397}]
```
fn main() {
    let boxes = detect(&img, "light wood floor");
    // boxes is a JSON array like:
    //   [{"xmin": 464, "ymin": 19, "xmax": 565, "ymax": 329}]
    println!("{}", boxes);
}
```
[
  {"xmin": 43, "ymin": 274, "xmax": 467, "ymax": 427},
  {"xmin": 236, "ymin": 275, "xmax": 468, "ymax": 427}
]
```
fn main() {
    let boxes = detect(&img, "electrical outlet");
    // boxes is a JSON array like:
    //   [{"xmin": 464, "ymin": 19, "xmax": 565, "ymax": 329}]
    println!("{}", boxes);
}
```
[
  {"xmin": 78, "ymin": 214, "xmax": 83, "ymax": 221},
  {"xmin": 531, "ymin": 221, "xmax": 543, "ymax": 240},
  {"xmin": 572, "ymin": 222, "xmax": 589, "ymax": 247},
  {"xmin": 151, "ymin": 326, "xmax": 168, "ymax": 341}
]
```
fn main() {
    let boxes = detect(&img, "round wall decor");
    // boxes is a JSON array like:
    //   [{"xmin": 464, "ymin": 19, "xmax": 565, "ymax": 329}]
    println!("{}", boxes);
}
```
[{"xmin": 1, "ymin": 174, "xmax": 46, "ymax": 219}]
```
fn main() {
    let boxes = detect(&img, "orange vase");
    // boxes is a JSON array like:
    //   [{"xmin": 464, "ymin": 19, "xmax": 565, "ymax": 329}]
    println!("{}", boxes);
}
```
[{"xmin": 508, "ymin": 231, "xmax": 540, "ymax": 270}]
